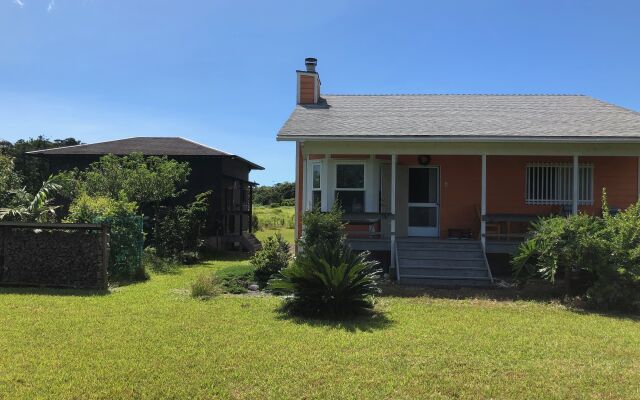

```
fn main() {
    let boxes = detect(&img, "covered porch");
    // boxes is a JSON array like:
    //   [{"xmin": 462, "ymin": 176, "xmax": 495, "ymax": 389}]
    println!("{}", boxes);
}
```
[{"xmin": 297, "ymin": 141, "xmax": 640, "ymax": 280}]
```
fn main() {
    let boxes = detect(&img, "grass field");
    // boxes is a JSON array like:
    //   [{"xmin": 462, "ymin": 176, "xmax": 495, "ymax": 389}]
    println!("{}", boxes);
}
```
[
  {"xmin": 253, "ymin": 205, "xmax": 295, "ymax": 244},
  {"xmin": 1, "ymin": 256, "xmax": 639, "ymax": 399}
]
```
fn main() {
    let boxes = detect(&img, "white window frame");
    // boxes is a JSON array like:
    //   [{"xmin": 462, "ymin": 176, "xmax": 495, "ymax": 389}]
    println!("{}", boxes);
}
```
[
  {"xmin": 525, "ymin": 163, "xmax": 594, "ymax": 206},
  {"xmin": 334, "ymin": 161, "xmax": 366, "ymax": 213},
  {"xmin": 306, "ymin": 160, "xmax": 323, "ymax": 210}
]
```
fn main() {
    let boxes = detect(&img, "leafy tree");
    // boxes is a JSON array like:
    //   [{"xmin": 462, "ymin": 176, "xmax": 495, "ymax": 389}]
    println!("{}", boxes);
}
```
[
  {"xmin": 81, "ymin": 153, "xmax": 190, "ymax": 207},
  {"xmin": 0, "ymin": 177, "xmax": 61, "ymax": 222},
  {"xmin": 154, "ymin": 190, "xmax": 212, "ymax": 262},
  {"xmin": 0, "ymin": 155, "xmax": 22, "ymax": 207},
  {"xmin": 65, "ymin": 193, "xmax": 137, "ymax": 223},
  {"xmin": 254, "ymin": 182, "xmax": 295, "ymax": 206},
  {"xmin": 1, "ymin": 136, "xmax": 81, "ymax": 193}
]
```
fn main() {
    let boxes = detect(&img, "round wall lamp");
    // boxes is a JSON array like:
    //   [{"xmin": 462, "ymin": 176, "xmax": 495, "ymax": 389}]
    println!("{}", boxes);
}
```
[{"xmin": 418, "ymin": 155, "xmax": 431, "ymax": 165}]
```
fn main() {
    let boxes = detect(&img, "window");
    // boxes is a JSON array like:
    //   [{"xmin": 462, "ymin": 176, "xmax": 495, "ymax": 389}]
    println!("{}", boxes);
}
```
[
  {"xmin": 335, "ymin": 163, "xmax": 365, "ymax": 213},
  {"xmin": 525, "ymin": 163, "xmax": 593, "ymax": 205},
  {"xmin": 311, "ymin": 163, "xmax": 321, "ymax": 209}
]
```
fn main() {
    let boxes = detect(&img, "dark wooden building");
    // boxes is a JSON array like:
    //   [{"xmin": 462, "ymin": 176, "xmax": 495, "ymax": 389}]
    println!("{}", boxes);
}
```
[{"xmin": 28, "ymin": 137, "xmax": 263, "ymax": 250}]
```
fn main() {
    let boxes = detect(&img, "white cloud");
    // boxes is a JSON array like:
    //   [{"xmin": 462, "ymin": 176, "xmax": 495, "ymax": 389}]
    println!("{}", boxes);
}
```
[
  {"xmin": 47, "ymin": 0, "xmax": 55, "ymax": 12},
  {"xmin": 13, "ymin": 0, "xmax": 24, "ymax": 7}
]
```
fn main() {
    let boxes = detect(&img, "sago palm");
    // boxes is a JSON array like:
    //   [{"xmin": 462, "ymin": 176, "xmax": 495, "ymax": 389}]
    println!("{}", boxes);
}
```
[{"xmin": 268, "ymin": 242, "xmax": 381, "ymax": 318}]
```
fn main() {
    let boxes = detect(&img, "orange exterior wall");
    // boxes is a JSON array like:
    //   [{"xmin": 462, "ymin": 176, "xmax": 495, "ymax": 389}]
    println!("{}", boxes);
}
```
[
  {"xmin": 296, "ymin": 153, "xmax": 639, "ymax": 240},
  {"xmin": 486, "ymin": 156, "xmax": 639, "ymax": 217}
]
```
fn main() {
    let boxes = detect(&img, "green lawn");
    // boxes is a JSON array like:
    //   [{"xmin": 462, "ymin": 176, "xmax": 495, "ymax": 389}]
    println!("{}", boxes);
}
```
[
  {"xmin": 253, "ymin": 205, "xmax": 295, "ymax": 244},
  {"xmin": 1, "ymin": 258, "xmax": 639, "ymax": 399}
]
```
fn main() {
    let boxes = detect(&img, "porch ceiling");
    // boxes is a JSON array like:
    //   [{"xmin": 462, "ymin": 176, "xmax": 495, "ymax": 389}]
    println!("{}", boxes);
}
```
[{"xmin": 301, "ymin": 140, "xmax": 640, "ymax": 157}]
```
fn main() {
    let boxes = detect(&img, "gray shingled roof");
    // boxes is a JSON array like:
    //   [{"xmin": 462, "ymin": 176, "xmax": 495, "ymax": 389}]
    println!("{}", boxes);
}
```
[
  {"xmin": 277, "ymin": 95, "xmax": 640, "ymax": 140},
  {"xmin": 29, "ymin": 137, "xmax": 264, "ymax": 170}
]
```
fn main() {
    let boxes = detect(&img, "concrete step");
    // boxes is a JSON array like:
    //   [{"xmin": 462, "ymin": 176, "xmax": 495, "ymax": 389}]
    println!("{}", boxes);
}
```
[
  {"xmin": 397, "ymin": 242, "xmax": 481, "ymax": 251},
  {"xmin": 397, "ymin": 245, "xmax": 482, "ymax": 253},
  {"xmin": 399, "ymin": 266, "xmax": 489, "ymax": 278},
  {"xmin": 399, "ymin": 250, "xmax": 484, "ymax": 260},
  {"xmin": 398, "ymin": 257, "xmax": 486, "ymax": 268},
  {"xmin": 398, "ymin": 237, "xmax": 480, "ymax": 243},
  {"xmin": 398, "ymin": 275, "xmax": 493, "ymax": 287}
]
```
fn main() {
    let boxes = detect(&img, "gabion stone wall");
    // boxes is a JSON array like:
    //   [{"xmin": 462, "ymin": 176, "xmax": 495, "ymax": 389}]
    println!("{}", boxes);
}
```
[{"xmin": 0, "ymin": 225, "xmax": 108, "ymax": 289}]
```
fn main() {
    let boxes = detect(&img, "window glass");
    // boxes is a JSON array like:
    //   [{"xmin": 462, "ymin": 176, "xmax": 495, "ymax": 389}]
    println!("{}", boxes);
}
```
[
  {"xmin": 312, "ymin": 191, "xmax": 322, "ymax": 209},
  {"xmin": 335, "ymin": 191, "xmax": 365, "ymax": 213},
  {"xmin": 409, "ymin": 168, "xmax": 438, "ymax": 203},
  {"xmin": 336, "ymin": 164, "xmax": 364, "ymax": 189},
  {"xmin": 312, "ymin": 164, "xmax": 321, "ymax": 189},
  {"xmin": 409, "ymin": 206, "xmax": 438, "ymax": 227}
]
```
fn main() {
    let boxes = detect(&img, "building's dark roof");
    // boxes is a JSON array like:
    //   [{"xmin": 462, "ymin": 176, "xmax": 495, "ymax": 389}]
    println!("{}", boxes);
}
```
[
  {"xmin": 29, "ymin": 137, "xmax": 263, "ymax": 170},
  {"xmin": 277, "ymin": 94, "xmax": 640, "ymax": 141}
]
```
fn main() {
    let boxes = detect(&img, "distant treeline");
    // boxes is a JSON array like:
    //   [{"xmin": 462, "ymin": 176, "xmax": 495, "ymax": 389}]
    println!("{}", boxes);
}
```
[{"xmin": 253, "ymin": 182, "xmax": 295, "ymax": 206}]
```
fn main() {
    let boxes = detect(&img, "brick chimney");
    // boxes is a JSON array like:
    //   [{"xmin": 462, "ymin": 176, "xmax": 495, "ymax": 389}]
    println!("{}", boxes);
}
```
[{"xmin": 297, "ymin": 57, "xmax": 320, "ymax": 104}]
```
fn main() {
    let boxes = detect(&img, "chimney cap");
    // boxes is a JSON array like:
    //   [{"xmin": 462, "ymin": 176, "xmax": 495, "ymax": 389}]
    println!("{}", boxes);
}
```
[{"xmin": 304, "ymin": 57, "xmax": 317, "ymax": 72}]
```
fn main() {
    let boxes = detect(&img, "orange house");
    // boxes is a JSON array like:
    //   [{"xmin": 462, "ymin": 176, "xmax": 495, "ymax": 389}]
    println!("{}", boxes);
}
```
[{"xmin": 277, "ymin": 58, "xmax": 640, "ymax": 286}]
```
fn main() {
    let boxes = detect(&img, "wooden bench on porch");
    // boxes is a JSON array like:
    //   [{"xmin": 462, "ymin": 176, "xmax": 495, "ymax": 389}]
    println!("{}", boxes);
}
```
[
  {"xmin": 482, "ymin": 213, "xmax": 539, "ymax": 240},
  {"xmin": 342, "ymin": 212, "xmax": 392, "ymax": 239}
]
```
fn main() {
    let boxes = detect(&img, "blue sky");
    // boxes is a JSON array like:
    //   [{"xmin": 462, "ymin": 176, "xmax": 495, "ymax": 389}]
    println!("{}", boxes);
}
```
[{"xmin": 1, "ymin": 0, "xmax": 639, "ymax": 185}]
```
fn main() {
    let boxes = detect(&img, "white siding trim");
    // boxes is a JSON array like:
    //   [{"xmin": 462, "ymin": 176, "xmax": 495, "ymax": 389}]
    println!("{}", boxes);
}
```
[
  {"xmin": 573, "ymin": 155, "xmax": 579, "ymax": 214},
  {"xmin": 481, "ymin": 154, "xmax": 487, "ymax": 250}
]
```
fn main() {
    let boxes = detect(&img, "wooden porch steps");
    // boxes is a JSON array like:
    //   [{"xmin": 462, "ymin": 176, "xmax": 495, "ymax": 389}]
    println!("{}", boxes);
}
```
[
  {"xmin": 397, "ymin": 239, "xmax": 493, "ymax": 287},
  {"xmin": 239, "ymin": 233, "xmax": 262, "ymax": 253}
]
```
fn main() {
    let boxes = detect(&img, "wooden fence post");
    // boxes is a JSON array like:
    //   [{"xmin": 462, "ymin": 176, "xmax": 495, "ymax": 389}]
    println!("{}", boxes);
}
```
[
  {"xmin": 101, "ymin": 223, "xmax": 110, "ymax": 290},
  {"xmin": 0, "ymin": 226, "xmax": 5, "ymax": 282}
]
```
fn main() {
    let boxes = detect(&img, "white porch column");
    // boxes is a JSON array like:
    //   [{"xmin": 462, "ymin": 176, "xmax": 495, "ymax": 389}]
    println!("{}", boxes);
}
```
[
  {"xmin": 637, "ymin": 157, "xmax": 640, "ymax": 201},
  {"xmin": 294, "ymin": 142, "xmax": 301, "ymax": 242},
  {"xmin": 481, "ymin": 154, "xmax": 487, "ymax": 250},
  {"xmin": 302, "ymin": 152, "xmax": 309, "ymax": 211},
  {"xmin": 390, "ymin": 154, "xmax": 397, "ymax": 279},
  {"xmin": 321, "ymin": 154, "xmax": 329, "ymax": 212},
  {"xmin": 572, "ymin": 155, "xmax": 579, "ymax": 214}
]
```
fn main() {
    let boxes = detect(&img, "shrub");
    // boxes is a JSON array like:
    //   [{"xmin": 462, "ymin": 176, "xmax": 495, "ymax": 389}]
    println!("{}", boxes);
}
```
[
  {"xmin": 67, "ymin": 194, "xmax": 145, "ymax": 281},
  {"xmin": 154, "ymin": 191, "xmax": 212, "ymax": 262},
  {"xmin": 143, "ymin": 247, "xmax": 179, "ymax": 274},
  {"xmin": 512, "ymin": 213, "xmax": 604, "ymax": 284},
  {"xmin": 513, "ymin": 195, "xmax": 640, "ymax": 312},
  {"xmin": 300, "ymin": 206, "xmax": 345, "ymax": 250},
  {"xmin": 250, "ymin": 234, "xmax": 290, "ymax": 287},
  {"xmin": 268, "ymin": 242, "xmax": 381, "ymax": 318},
  {"xmin": 190, "ymin": 274, "xmax": 223, "ymax": 299},
  {"xmin": 585, "ymin": 200, "xmax": 640, "ymax": 311},
  {"xmin": 101, "ymin": 213, "xmax": 146, "ymax": 281}
]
